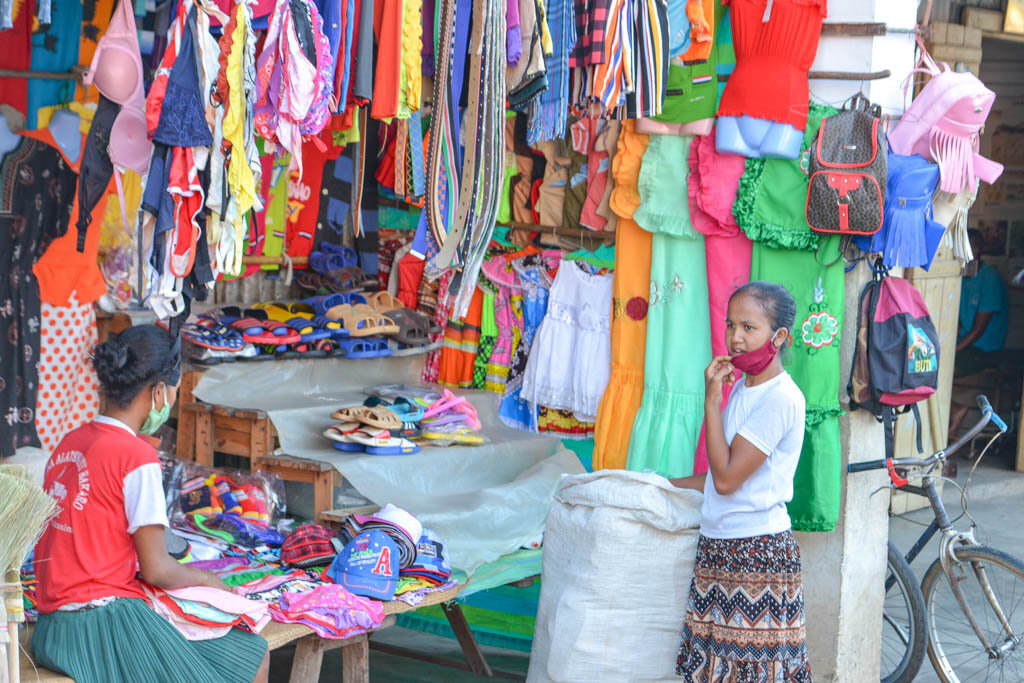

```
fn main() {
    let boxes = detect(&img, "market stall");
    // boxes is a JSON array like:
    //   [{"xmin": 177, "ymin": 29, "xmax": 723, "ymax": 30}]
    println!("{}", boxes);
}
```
[{"xmin": 0, "ymin": 0, "xmax": 1014, "ymax": 680}]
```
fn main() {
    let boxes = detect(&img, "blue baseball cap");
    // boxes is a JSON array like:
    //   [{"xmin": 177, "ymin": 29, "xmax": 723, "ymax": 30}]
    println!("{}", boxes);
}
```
[
  {"xmin": 328, "ymin": 530, "xmax": 399, "ymax": 600},
  {"xmin": 401, "ymin": 528, "xmax": 451, "ymax": 577}
]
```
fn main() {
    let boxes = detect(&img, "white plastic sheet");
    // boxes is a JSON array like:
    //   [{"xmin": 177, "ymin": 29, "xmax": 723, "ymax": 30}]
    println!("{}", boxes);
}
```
[{"xmin": 192, "ymin": 358, "xmax": 584, "ymax": 572}]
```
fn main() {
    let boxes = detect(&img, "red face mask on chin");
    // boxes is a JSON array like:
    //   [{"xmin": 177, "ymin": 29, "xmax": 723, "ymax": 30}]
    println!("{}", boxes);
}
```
[{"xmin": 730, "ymin": 331, "xmax": 781, "ymax": 375}]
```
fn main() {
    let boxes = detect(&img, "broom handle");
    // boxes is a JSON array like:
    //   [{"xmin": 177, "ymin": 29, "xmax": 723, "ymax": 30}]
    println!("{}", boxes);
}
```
[{"xmin": 2, "ymin": 569, "xmax": 21, "ymax": 683}]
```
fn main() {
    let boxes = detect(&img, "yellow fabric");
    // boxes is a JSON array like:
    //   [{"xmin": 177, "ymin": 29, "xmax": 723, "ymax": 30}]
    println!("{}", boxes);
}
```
[
  {"xmin": 99, "ymin": 169, "xmax": 143, "ymax": 251},
  {"xmin": 221, "ymin": 3, "xmax": 258, "ymax": 276},
  {"xmin": 401, "ymin": 0, "xmax": 422, "ymax": 113},
  {"xmin": 536, "ymin": 0, "xmax": 553, "ymax": 56},
  {"xmin": 35, "ymin": 102, "xmax": 95, "ymax": 133}
]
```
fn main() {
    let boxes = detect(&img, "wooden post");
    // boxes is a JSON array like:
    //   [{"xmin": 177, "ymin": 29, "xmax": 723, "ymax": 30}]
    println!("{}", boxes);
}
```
[
  {"xmin": 340, "ymin": 637, "xmax": 370, "ymax": 683},
  {"xmin": 194, "ymin": 409, "xmax": 214, "ymax": 467},
  {"xmin": 176, "ymin": 371, "xmax": 201, "ymax": 461},
  {"xmin": 288, "ymin": 636, "xmax": 327, "ymax": 683}
]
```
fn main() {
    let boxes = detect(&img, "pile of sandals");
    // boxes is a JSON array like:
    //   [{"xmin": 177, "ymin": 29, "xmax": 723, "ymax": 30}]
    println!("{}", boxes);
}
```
[
  {"xmin": 182, "ymin": 291, "xmax": 442, "ymax": 364},
  {"xmin": 323, "ymin": 390, "xmax": 485, "ymax": 455}
]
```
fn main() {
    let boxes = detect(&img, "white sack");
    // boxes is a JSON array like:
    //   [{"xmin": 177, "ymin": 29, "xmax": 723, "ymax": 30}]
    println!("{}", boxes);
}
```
[{"xmin": 528, "ymin": 470, "xmax": 703, "ymax": 683}]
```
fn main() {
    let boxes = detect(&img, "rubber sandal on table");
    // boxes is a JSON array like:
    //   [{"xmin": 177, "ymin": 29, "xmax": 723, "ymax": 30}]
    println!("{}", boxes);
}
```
[
  {"xmin": 364, "ymin": 396, "xmax": 425, "ymax": 423},
  {"xmin": 331, "ymin": 405, "xmax": 401, "ymax": 429},
  {"xmin": 423, "ymin": 390, "xmax": 469, "ymax": 420},
  {"xmin": 305, "ymin": 293, "xmax": 368, "ymax": 317},
  {"xmin": 324, "ymin": 424, "xmax": 365, "ymax": 452},
  {"xmin": 232, "ymin": 318, "xmax": 282, "ymax": 344},
  {"xmin": 182, "ymin": 322, "xmax": 245, "ymax": 351},
  {"xmin": 346, "ymin": 428, "xmax": 419, "ymax": 455},
  {"xmin": 337, "ymin": 337, "xmax": 392, "ymax": 359},
  {"xmin": 327, "ymin": 305, "xmax": 399, "ymax": 337},
  {"xmin": 287, "ymin": 318, "xmax": 334, "ymax": 343},
  {"xmin": 421, "ymin": 426, "xmax": 485, "ymax": 445}
]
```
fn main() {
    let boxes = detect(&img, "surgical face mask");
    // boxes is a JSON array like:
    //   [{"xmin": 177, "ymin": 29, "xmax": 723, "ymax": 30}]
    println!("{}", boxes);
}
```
[{"xmin": 139, "ymin": 385, "xmax": 170, "ymax": 435}]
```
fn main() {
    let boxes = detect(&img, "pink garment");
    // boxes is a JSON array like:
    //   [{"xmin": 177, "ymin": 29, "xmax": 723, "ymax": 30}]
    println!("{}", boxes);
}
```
[
  {"xmin": 688, "ymin": 132, "xmax": 752, "ymax": 474},
  {"xmin": 635, "ymin": 118, "xmax": 715, "ymax": 137},
  {"xmin": 580, "ymin": 120, "xmax": 612, "ymax": 231},
  {"xmin": 165, "ymin": 586, "xmax": 271, "ymax": 632},
  {"xmin": 146, "ymin": 587, "xmax": 233, "ymax": 641},
  {"xmin": 270, "ymin": 585, "xmax": 385, "ymax": 639}
]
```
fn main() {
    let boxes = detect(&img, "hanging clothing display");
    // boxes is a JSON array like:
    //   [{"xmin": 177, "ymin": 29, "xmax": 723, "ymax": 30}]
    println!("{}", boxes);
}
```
[
  {"xmin": 521, "ymin": 260, "xmax": 613, "ymax": 423},
  {"xmin": 716, "ymin": 0, "xmax": 826, "ymax": 132},
  {"xmin": 35, "ymin": 300, "xmax": 100, "ymax": 454},
  {"xmin": 732, "ymin": 102, "xmax": 836, "ymax": 250},
  {"xmin": 0, "ymin": 137, "xmax": 78, "ymax": 458},
  {"xmin": 592, "ymin": 120, "xmax": 650, "ymax": 470},
  {"xmin": 23, "ymin": 127, "xmax": 111, "ymax": 307},
  {"xmin": 688, "ymin": 129, "xmax": 750, "ymax": 474},
  {"xmin": 751, "ymin": 235, "xmax": 844, "ymax": 532},
  {"xmin": 627, "ymin": 137, "xmax": 711, "ymax": 478}
]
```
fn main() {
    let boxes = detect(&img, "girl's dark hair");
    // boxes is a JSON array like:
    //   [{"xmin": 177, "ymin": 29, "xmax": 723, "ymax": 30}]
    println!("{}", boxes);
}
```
[
  {"xmin": 92, "ymin": 325, "xmax": 181, "ymax": 408},
  {"xmin": 729, "ymin": 281, "xmax": 797, "ymax": 332}
]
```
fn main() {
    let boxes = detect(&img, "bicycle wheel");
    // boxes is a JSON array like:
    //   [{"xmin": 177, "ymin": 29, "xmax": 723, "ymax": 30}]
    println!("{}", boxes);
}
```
[
  {"xmin": 922, "ymin": 544, "xmax": 1024, "ymax": 682},
  {"xmin": 881, "ymin": 542, "xmax": 927, "ymax": 682}
]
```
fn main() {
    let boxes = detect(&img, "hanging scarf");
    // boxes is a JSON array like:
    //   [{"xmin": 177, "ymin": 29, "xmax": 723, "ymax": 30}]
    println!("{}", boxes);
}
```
[
  {"xmin": 732, "ymin": 102, "xmax": 836, "ymax": 252},
  {"xmin": 527, "ymin": 0, "xmax": 575, "ymax": 144},
  {"xmin": 751, "ymin": 234, "xmax": 844, "ymax": 532}
]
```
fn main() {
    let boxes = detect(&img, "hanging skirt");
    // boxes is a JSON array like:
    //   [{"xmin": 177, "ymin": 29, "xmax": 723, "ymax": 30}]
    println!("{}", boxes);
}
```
[
  {"xmin": 676, "ymin": 532, "xmax": 812, "ymax": 682},
  {"xmin": 31, "ymin": 598, "xmax": 267, "ymax": 683}
]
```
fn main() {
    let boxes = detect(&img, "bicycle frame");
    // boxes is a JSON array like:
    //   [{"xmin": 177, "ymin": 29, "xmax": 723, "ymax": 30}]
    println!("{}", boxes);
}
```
[{"xmin": 895, "ymin": 474, "xmax": 1018, "ymax": 667}]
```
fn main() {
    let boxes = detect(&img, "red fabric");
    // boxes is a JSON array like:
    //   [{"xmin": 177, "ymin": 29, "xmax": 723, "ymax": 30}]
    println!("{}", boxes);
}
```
[
  {"xmin": 396, "ymin": 251, "xmax": 426, "ymax": 309},
  {"xmin": 0, "ymin": 0, "xmax": 34, "ymax": 118},
  {"xmin": 716, "ymin": 0, "xmax": 827, "ymax": 131},
  {"xmin": 286, "ymin": 135, "xmax": 344, "ymax": 265},
  {"xmin": 281, "ymin": 524, "xmax": 337, "ymax": 566},
  {"xmin": 370, "ymin": 0, "xmax": 402, "ymax": 120},
  {"xmin": 35, "ymin": 422, "xmax": 158, "ymax": 612}
]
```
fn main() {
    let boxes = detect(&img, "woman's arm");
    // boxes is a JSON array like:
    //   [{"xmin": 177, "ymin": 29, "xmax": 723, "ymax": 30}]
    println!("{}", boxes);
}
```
[
  {"xmin": 669, "ymin": 472, "xmax": 707, "ymax": 491},
  {"xmin": 703, "ymin": 356, "xmax": 769, "ymax": 496},
  {"xmin": 133, "ymin": 526, "xmax": 228, "ymax": 591}
]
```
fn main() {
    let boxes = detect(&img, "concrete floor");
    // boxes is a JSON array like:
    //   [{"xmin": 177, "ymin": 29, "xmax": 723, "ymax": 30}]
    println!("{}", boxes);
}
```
[{"xmin": 888, "ymin": 452, "xmax": 1024, "ymax": 683}]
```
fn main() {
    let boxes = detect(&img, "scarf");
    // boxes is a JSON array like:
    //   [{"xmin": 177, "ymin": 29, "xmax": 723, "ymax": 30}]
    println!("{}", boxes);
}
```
[
  {"xmin": 751, "ymin": 234, "xmax": 844, "ymax": 532},
  {"xmin": 732, "ymin": 102, "xmax": 837, "ymax": 252}
]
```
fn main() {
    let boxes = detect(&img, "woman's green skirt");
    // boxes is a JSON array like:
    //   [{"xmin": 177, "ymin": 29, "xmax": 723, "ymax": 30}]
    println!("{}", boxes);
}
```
[{"xmin": 31, "ymin": 598, "xmax": 267, "ymax": 683}]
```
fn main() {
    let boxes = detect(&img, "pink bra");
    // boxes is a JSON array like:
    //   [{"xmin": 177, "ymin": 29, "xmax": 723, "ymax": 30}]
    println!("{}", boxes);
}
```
[{"xmin": 83, "ymin": 0, "xmax": 144, "ymax": 108}]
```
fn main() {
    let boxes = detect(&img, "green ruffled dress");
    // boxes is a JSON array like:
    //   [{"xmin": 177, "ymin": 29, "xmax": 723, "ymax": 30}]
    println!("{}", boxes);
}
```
[{"xmin": 627, "ymin": 135, "xmax": 712, "ymax": 477}]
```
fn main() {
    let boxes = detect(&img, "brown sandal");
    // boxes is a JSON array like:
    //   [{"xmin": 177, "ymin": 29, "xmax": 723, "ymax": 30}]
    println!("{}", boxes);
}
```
[
  {"xmin": 326, "ymin": 304, "xmax": 399, "ymax": 337},
  {"xmin": 330, "ymin": 405, "xmax": 401, "ymax": 429}
]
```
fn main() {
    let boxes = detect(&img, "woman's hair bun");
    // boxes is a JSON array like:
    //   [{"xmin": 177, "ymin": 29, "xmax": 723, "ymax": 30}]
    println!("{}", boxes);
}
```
[{"xmin": 92, "ymin": 326, "xmax": 178, "ymax": 408}]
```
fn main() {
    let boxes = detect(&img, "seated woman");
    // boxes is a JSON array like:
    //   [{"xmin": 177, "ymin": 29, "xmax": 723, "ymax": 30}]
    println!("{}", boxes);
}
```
[{"xmin": 32, "ymin": 325, "xmax": 269, "ymax": 683}]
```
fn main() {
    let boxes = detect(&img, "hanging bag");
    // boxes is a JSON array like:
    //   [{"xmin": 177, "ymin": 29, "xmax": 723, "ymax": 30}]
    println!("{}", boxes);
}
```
[{"xmin": 806, "ymin": 94, "xmax": 887, "ymax": 236}]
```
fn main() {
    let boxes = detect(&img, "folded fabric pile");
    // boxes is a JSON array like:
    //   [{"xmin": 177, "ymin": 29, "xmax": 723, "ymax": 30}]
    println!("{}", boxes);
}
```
[
  {"xmin": 269, "ymin": 583, "xmax": 386, "ymax": 639},
  {"xmin": 398, "ymin": 528, "xmax": 452, "ymax": 591},
  {"xmin": 143, "ymin": 585, "xmax": 271, "ymax": 641}
]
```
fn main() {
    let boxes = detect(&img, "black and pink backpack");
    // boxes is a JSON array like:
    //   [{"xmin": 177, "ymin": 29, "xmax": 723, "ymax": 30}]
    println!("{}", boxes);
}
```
[{"xmin": 849, "ymin": 271, "xmax": 940, "ymax": 458}]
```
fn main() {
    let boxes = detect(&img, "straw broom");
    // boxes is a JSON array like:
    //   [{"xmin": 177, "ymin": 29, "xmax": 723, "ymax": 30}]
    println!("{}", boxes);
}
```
[{"xmin": 0, "ymin": 466, "xmax": 58, "ymax": 683}]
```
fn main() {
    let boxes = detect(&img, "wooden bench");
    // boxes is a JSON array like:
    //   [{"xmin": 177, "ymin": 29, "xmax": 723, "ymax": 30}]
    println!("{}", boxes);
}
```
[{"xmin": 15, "ymin": 585, "xmax": 467, "ymax": 683}]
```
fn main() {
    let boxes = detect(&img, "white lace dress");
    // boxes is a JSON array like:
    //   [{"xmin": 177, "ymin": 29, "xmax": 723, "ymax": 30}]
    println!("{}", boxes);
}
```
[{"xmin": 521, "ymin": 260, "xmax": 613, "ymax": 423}]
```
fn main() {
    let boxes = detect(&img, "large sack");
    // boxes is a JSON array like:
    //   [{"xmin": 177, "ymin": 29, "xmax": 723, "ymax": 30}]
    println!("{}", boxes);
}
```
[{"xmin": 527, "ymin": 470, "xmax": 703, "ymax": 682}]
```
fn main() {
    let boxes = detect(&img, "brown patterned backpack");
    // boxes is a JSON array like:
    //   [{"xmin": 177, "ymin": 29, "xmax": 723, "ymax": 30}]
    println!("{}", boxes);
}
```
[{"xmin": 806, "ymin": 95, "xmax": 887, "ymax": 236}]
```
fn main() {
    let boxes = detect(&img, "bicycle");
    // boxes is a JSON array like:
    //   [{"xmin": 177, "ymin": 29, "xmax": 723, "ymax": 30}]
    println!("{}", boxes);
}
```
[{"xmin": 848, "ymin": 395, "xmax": 1024, "ymax": 683}]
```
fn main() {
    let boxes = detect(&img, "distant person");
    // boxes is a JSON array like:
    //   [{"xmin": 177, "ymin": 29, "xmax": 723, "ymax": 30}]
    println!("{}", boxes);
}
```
[{"xmin": 948, "ymin": 229, "xmax": 1009, "ymax": 441}]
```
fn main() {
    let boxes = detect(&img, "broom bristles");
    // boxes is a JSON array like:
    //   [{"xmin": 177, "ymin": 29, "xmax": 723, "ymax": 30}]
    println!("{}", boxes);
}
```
[
  {"xmin": 0, "ymin": 464, "xmax": 29, "ymax": 481},
  {"xmin": 0, "ymin": 473, "xmax": 58, "ymax": 573}
]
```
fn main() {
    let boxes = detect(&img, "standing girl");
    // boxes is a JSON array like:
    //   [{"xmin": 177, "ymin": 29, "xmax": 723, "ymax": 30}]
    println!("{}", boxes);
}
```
[
  {"xmin": 31, "ymin": 325, "xmax": 269, "ymax": 683},
  {"xmin": 672, "ymin": 281, "xmax": 812, "ymax": 680}
]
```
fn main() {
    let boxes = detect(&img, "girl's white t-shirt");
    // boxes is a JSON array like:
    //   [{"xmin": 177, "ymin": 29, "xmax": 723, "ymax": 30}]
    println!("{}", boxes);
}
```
[{"xmin": 700, "ymin": 371, "xmax": 806, "ymax": 539}]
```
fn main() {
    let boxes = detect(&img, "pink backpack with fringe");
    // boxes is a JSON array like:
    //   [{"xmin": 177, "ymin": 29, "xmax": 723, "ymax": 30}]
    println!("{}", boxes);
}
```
[{"xmin": 889, "ymin": 39, "xmax": 1003, "ymax": 194}]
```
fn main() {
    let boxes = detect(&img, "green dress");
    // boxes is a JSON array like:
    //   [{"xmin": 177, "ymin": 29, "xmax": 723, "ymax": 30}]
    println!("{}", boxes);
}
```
[
  {"xmin": 751, "ymin": 235, "xmax": 845, "ymax": 532},
  {"xmin": 627, "ymin": 136, "xmax": 711, "ymax": 477}
]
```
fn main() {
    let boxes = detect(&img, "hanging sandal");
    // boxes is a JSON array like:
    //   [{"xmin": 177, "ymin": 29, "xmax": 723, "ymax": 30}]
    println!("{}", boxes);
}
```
[
  {"xmin": 323, "ymin": 267, "xmax": 377, "ymax": 292},
  {"xmin": 295, "ymin": 270, "xmax": 327, "ymax": 292}
]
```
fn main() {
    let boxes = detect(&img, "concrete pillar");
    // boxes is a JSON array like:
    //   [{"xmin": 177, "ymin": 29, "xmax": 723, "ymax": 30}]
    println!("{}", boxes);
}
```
[{"xmin": 797, "ymin": 249, "xmax": 889, "ymax": 680}]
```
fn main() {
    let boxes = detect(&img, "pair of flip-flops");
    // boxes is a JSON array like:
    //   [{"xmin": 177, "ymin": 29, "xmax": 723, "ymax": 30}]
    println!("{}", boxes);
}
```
[
  {"xmin": 323, "ymin": 424, "xmax": 419, "ymax": 455},
  {"xmin": 365, "ymin": 292, "xmax": 443, "ymax": 347},
  {"xmin": 182, "ymin": 318, "xmax": 246, "ymax": 351},
  {"xmin": 420, "ymin": 390, "xmax": 485, "ymax": 445}
]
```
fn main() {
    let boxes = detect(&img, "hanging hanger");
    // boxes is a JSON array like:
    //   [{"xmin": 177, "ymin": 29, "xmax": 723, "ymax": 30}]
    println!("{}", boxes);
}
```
[{"xmin": 564, "ymin": 243, "xmax": 615, "ymax": 270}]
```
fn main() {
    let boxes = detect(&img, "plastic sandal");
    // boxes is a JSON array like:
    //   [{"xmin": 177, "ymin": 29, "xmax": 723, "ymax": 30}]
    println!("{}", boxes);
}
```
[
  {"xmin": 231, "ymin": 318, "xmax": 285, "ymax": 344},
  {"xmin": 181, "ymin": 322, "xmax": 245, "ymax": 351},
  {"xmin": 324, "ymin": 424, "xmax": 365, "ymax": 452},
  {"xmin": 319, "ymin": 243, "xmax": 358, "ymax": 266},
  {"xmin": 304, "ymin": 293, "xmax": 369, "ymax": 317},
  {"xmin": 337, "ymin": 338, "xmax": 392, "ymax": 359},
  {"xmin": 331, "ymin": 405, "xmax": 401, "ymax": 429},
  {"xmin": 295, "ymin": 270, "xmax": 326, "ymax": 292},
  {"xmin": 383, "ymin": 308, "xmax": 433, "ymax": 346},
  {"xmin": 287, "ymin": 317, "xmax": 334, "ymax": 343},
  {"xmin": 323, "ymin": 267, "xmax": 376, "ymax": 293},
  {"xmin": 421, "ymin": 426, "xmax": 486, "ymax": 445},
  {"xmin": 327, "ymin": 304, "xmax": 400, "ymax": 337},
  {"xmin": 367, "ymin": 291, "xmax": 443, "ymax": 336},
  {"xmin": 365, "ymin": 438, "xmax": 419, "ymax": 456},
  {"xmin": 423, "ymin": 390, "xmax": 469, "ymax": 419}
]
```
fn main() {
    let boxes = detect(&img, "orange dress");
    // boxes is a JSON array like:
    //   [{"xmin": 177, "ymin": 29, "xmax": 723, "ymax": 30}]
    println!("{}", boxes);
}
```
[
  {"xmin": 592, "ymin": 121, "xmax": 652, "ymax": 470},
  {"xmin": 25, "ymin": 128, "xmax": 112, "ymax": 306}
]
